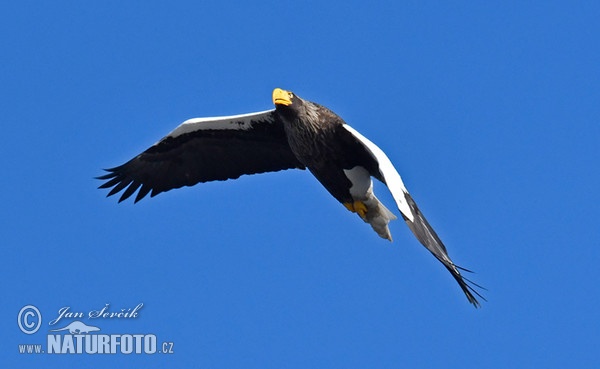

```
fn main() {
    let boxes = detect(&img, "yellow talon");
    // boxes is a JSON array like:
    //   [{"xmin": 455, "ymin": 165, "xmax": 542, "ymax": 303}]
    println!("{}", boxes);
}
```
[
  {"xmin": 354, "ymin": 201, "xmax": 368, "ymax": 219},
  {"xmin": 343, "ymin": 201, "xmax": 368, "ymax": 220},
  {"xmin": 343, "ymin": 202, "xmax": 355, "ymax": 212}
]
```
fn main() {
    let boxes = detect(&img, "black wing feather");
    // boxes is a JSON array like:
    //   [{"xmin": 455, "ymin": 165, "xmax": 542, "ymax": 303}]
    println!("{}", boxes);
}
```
[
  {"xmin": 98, "ymin": 111, "xmax": 305, "ymax": 202},
  {"xmin": 403, "ymin": 193, "xmax": 486, "ymax": 307},
  {"xmin": 340, "ymin": 123, "xmax": 484, "ymax": 307}
]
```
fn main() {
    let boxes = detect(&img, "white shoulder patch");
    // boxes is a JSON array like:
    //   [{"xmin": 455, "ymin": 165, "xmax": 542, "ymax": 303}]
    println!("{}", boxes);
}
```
[
  {"xmin": 167, "ymin": 109, "xmax": 276, "ymax": 138},
  {"xmin": 342, "ymin": 124, "xmax": 414, "ymax": 222}
]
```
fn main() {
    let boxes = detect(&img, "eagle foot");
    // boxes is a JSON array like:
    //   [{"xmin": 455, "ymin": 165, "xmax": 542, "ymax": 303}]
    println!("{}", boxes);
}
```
[{"xmin": 343, "ymin": 201, "xmax": 368, "ymax": 220}]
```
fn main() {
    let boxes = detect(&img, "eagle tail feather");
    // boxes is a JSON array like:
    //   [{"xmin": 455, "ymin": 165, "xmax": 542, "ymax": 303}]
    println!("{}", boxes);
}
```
[{"xmin": 363, "ymin": 194, "xmax": 397, "ymax": 241}]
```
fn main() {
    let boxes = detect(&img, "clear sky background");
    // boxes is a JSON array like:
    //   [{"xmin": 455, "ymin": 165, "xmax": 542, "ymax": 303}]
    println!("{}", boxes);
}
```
[{"xmin": 2, "ymin": 1, "xmax": 599, "ymax": 368}]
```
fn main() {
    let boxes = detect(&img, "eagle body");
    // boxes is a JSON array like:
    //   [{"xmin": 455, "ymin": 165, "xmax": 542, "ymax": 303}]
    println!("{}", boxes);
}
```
[
  {"xmin": 98, "ymin": 88, "xmax": 483, "ymax": 306},
  {"xmin": 277, "ymin": 100, "xmax": 358, "ymax": 198},
  {"xmin": 275, "ymin": 95, "xmax": 397, "ymax": 239}
]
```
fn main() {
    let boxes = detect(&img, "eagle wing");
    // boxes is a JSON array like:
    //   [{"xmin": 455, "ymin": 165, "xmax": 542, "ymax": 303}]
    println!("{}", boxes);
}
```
[
  {"xmin": 342, "ymin": 124, "xmax": 484, "ymax": 307},
  {"xmin": 98, "ymin": 109, "xmax": 305, "ymax": 203}
]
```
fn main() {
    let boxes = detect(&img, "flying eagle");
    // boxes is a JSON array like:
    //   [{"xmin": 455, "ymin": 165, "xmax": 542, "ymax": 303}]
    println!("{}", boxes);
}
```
[{"xmin": 98, "ymin": 88, "xmax": 483, "ymax": 306}]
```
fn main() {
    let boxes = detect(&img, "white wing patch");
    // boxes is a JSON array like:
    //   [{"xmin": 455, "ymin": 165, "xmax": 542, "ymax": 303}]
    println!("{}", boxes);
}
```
[
  {"xmin": 343, "ymin": 166, "xmax": 373, "ymax": 199},
  {"xmin": 342, "ymin": 124, "xmax": 414, "ymax": 222},
  {"xmin": 167, "ymin": 109, "xmax": 275, "ymax": 138}
]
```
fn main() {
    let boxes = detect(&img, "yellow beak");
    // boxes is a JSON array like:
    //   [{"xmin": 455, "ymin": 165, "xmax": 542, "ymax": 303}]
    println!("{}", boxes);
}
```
[{"xmin": 272, "ymin": 88, "xmax": 292, "ymax": 106}]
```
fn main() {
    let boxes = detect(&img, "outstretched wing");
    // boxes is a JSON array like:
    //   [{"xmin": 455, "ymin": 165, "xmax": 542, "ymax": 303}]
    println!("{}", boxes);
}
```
[
  {"xmin": 98, "ymin": 109, "xmax": 305, "ymax": 203},
  {"xmin": 342, "ymin": 124, "xmax": 484, "ymax": 307}
]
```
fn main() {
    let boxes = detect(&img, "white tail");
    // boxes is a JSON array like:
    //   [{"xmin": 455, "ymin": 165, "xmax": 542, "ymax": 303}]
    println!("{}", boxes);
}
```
[{"xmin": 361, "ymin": 193, "xmax": 397, "ymax": 241}]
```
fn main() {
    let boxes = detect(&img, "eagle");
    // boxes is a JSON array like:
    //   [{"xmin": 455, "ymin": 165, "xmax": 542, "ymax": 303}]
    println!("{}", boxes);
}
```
[{"xmin": 98, "ymin": 88, "xmax": 483, "ymax": 306}]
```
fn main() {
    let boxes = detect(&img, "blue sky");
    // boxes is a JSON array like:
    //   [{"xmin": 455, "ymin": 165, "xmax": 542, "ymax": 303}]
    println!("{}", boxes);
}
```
[{"xmin": 2, "ymin": 1, "xmax": 599, "ymax": 367}]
